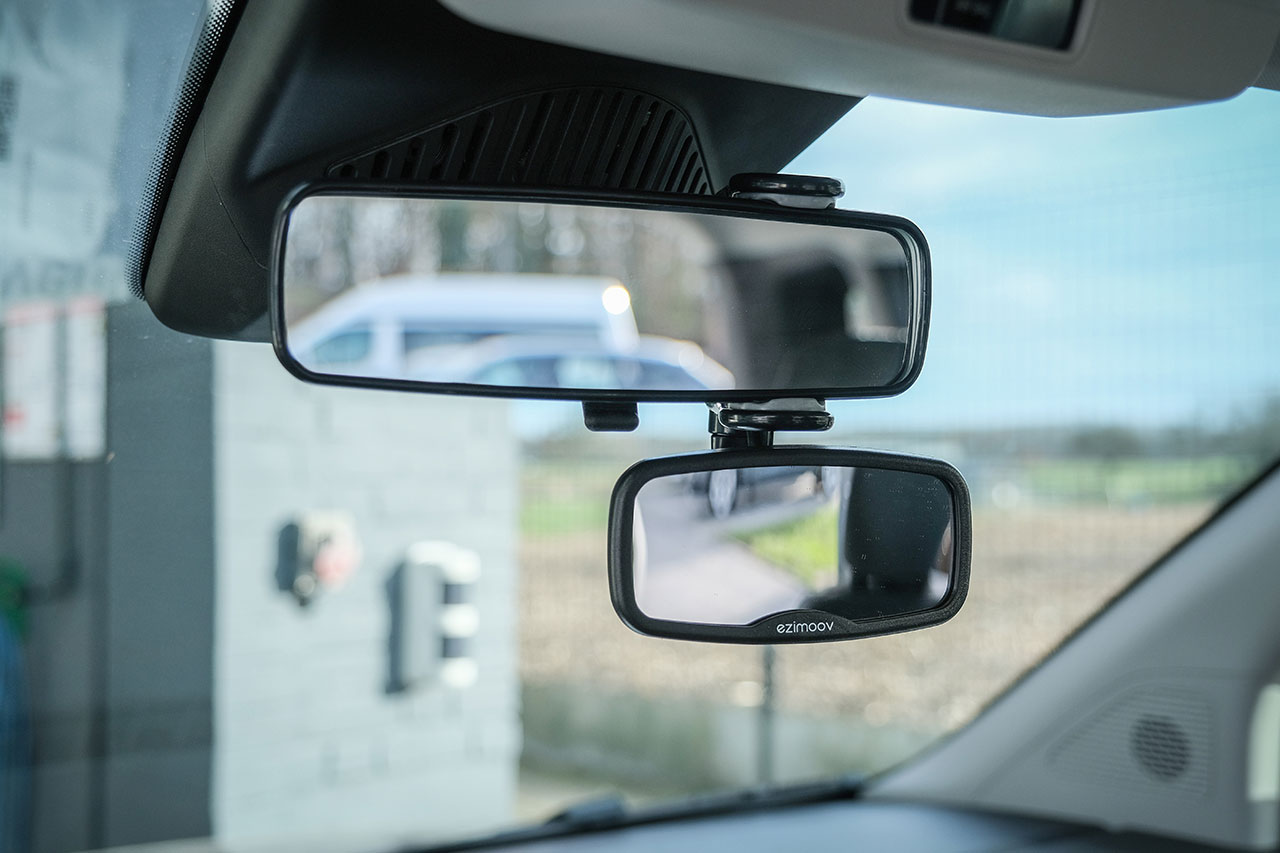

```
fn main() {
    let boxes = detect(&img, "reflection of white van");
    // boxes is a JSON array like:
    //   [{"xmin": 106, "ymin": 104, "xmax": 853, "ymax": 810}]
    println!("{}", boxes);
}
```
[{"xmin": 288, "ymin": 273, "xmax": 640, "ymax": 378}]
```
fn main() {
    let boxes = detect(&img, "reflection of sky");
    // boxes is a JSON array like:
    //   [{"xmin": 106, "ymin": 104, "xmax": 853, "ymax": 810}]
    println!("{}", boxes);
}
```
[
  {"xmin": 789, "ymin": 89, "xmax": 1280, "ymax": 431},
  {"xmin": 512, "ymin": 89, "xmax": 1280, "ymax": 439}
]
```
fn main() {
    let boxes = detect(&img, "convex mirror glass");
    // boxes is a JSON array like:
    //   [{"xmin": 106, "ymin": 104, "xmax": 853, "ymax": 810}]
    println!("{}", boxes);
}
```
[
  {"xmin": 273, "ymin": 188, "xmax": 929, "ymax": 402},
  {"xmin": 608, "ymin": 448, "xmax": 970, "ymax": 643}
]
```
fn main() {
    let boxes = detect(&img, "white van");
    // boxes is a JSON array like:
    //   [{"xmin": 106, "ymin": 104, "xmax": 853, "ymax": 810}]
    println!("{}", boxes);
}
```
[{"xmin": 288, "ymin": 272, "xmax": 640, "ymax": 378}]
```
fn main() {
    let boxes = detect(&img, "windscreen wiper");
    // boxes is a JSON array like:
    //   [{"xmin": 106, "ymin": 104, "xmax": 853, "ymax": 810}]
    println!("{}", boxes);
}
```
[{"xmin": 417, "ymin": 774, "xmax": 863, "ymax": 852}]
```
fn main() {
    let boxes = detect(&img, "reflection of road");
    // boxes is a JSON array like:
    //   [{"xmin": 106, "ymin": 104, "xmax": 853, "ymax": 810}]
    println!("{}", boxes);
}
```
[{"xmin": 636, "ymin": 480, "xmax": 828, "ymax": 626}]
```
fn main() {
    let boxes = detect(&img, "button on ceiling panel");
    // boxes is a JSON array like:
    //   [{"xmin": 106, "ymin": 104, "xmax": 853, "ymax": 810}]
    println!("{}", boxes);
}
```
[{"xmin": 909, "ymin": 0, "xmax": 1083, "ymax": 50}]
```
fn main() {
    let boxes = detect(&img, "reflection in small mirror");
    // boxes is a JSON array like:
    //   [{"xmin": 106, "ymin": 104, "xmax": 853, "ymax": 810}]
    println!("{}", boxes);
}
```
[
  {"xmin": 633, "ymin": 465, "xmax": 955, "ymax": 627},
  {"xmin": 280, "ymin": 195, "xmax": 919, "ymax": 396}
]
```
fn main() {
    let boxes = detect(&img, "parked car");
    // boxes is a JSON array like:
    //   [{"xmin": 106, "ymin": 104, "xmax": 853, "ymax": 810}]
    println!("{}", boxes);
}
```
[
  {"xmin": 692, "ymin": 465, "xmax": 841, "ymax": 519},
  {"xmin": 407, "ymin": 333, "xmax": 734, "ymax": 391},
  {"xmin": 287, "ymin": 273, "xmax": 640, "ymax": 378}
]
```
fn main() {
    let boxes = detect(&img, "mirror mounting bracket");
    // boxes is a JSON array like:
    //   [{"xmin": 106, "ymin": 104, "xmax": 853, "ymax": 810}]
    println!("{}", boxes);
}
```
[
  {"xmin": 708, "ymin": 398, "xmax": 833, "ymax": 449},
  {"xmin": 578, "ymin": 397, "xmax": 833, "ymax": 438},
  {"xmin": 724, "ymin": 173, "xmax": 845, "ymax": 210}
]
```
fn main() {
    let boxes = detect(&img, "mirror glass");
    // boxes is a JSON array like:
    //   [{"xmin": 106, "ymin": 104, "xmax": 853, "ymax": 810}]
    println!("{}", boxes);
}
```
[
  {"xmin": 279, "ymin": 194, "xmax": 921, "ymax": 397},
  {"xmin": 631, "ymin": 464, "xmax": 955, "ymax": 627}
]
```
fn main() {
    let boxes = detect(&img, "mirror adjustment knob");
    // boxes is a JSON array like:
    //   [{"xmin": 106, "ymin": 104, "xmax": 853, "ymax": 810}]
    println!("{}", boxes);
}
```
[{"xmin": 726, "ymin": 173, "xmax": 845, "ymax": 209}]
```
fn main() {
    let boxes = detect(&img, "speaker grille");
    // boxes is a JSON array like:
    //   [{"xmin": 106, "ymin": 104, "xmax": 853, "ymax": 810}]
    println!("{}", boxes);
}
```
[
  {"xmin": 1131, "ymin": 714, "xmax": 1192, "ymax": 781},
  {"xmin": 328, "ymin": 87, "xmax": 713, "ymax": 194},
  {"xmin": 1047, "ymin": 685, "xmax": 1213, "ymax": 797}
]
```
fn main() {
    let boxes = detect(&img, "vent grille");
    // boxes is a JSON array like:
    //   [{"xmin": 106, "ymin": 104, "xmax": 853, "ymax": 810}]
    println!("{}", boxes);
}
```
[{"xmin": 329, "ymin": 88, "xmax": 713, "ymax": 195}]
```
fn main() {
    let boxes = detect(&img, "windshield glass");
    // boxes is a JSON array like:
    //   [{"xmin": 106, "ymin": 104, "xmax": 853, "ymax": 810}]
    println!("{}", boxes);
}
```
[{"xmin": 3, "ymin": 5, "xmax": 1280, "ymax": 850}]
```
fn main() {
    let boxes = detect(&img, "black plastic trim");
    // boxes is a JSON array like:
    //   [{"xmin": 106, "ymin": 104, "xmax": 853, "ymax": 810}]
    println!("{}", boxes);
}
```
[
  {"xmin": 138, "ymin": 0, "xmax": 858, "ymax": 341},
  {"xmin": 606, "ymin": 446, "xmax": 971, "ymax": 645},
  {"xmin": 582, "ymin": 401, "xmax": 641, "ymax": 432},
  {"xmin": 126, "ymin": 0, "xmax": 244, "ymax": 299},
  {"xmin": 269, "ymin": 183, "xmax": 932, "ymax": 404}
]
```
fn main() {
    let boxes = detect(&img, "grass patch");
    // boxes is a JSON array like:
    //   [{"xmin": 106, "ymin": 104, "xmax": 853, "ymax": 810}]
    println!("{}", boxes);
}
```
[
  {"xmin": 522, "ymin": 495, "xmax": 609, "ymax": 537},
  {"xmin": 733, "ymin": 506, "xmax": 839, "ymax": 587},
  {"xmin": 1025, "ymin": 456, "xmax": 1253, "ymax": 503},
  {"xmin": 521, "ymin": 459, "xmax": 620, "ymax": 537}
]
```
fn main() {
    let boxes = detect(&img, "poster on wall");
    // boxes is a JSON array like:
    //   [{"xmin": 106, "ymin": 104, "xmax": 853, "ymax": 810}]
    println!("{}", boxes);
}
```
[
  {"xmin": 2, "ymin": 301, "xmax": 59, "ymax": 460},
  {"xmin": 0, "ymin": 2, "xmax": 132, "ymax": 309},
  {"xmin": 63, "ymin": 296, "xmax": 106, "ymax": 460},
  {"xmin": 1, "ymin": 299, "xmax": 106, "ymax": 461},
  {"xmin": 0, "ymin": 3, "xmax": 126, "ymax": 267}
]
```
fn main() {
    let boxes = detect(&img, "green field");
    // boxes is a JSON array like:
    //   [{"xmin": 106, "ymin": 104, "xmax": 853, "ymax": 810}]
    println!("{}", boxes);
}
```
[
  {"xmin": 519, "ymin": 452, "xmax": 1260, "ymax": 542},
  {"xmin": 521, "ymin": 460, "xmax": 619, "ymax": 537},
  {"xmin": 1024, "ymin": 456, "xmax": 1252, "ymax": 504}
]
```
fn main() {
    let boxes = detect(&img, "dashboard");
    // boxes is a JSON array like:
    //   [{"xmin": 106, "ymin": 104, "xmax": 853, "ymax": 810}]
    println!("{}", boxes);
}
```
[{"xmin": 446, "ymin": 801, "xmax": 1232, "ymax": 852}]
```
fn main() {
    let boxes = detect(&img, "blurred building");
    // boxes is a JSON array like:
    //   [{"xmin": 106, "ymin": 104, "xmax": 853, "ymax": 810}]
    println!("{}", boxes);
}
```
[
  {"xmin": 0, "ymin": 302, "xmax": 522, "ymax": 850},
  {"xmin": 3, "ymin": 5, "xmax": 519, "ymax": 846}
]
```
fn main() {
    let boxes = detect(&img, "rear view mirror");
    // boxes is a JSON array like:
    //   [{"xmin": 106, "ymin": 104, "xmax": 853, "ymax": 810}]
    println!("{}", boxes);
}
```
[
  {"xmin": 271, "ymin": 186, "xmax": 929, "ymax": 402},
  {"xmin": 608, "ymin": 448, "xmax": 970, "ymax": 643}
]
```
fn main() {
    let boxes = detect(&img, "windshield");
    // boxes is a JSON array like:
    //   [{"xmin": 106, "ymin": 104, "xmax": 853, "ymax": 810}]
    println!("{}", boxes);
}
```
[{"xmin": 3, "ymin": 4, "xmax": 1280, "ymax": 851}]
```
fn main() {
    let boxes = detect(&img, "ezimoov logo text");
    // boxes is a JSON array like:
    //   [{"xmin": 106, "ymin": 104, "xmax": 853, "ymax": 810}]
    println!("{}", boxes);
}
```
[{"xmin": 776, "ymin": 620, "xmax": 835, "ymax": 634}]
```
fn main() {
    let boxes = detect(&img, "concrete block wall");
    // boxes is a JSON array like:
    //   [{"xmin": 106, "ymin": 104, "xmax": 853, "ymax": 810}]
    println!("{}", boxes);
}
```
[
  {"xmin": 8, "ymin": 304, "xmax": 218, "ymax": 852},
  {"xmin": 212, "ymin": 340, "xmax": 521, "ymax": 847}
]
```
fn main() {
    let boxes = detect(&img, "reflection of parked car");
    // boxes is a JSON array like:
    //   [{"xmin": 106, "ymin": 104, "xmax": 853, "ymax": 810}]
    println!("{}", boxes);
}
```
[
  {"xmin": 692, "ymin": 465, "xmax": 839, "ymax": 519},
  {"xmin": 288, "ymin": 273, "xmax": 639, "ymax": 378},
  {"xmin": 409, "ymin": 334, "xmax": 734, "ymax": 391}
]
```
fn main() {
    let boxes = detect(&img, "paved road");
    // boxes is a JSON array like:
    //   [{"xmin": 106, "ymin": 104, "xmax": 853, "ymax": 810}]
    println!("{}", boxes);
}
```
[{"xmin": 633, "ymin": 476, "xmax": 836, "ymax": 625}]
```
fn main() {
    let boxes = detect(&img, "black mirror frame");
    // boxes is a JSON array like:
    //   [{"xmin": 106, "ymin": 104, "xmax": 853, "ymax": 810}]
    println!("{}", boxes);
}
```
[
  {"xmin": 269, "ymin": 182, "xmax": 931, "ymax": 403},
  {"xmin": 608, "ymin": 446, "xmax": 972, "ymax": 644}
]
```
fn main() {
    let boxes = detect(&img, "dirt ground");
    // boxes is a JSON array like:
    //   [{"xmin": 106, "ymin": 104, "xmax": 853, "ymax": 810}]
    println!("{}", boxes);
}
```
[{"xmin": 518, "ymin": 503, "xmax": 1211, "ymax": 736}]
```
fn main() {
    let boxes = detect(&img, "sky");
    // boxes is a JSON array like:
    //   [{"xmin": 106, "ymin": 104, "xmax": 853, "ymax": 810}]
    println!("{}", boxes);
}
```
[
  {"xmin": 8, "ymin": 4, "xmax": 1278, "ymax": 440},
  {"xmin": 515, "ymin": 87, "xmax": 1280, "ymax": 440},
  {"xmin": 785, "ymin": 87, "xmax": 1280, "ymax": 432}
]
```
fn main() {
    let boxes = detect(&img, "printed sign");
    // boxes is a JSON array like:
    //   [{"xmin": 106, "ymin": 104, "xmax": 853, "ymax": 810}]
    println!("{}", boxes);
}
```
[
  {"xmin": 63, "ymin": 296, "xmax": 106, "ymax": 459},
  {"xmin": 3, "ymin": 301, "xmax": 59, "ymax": 459},
  {"xmin": 2, "ymin": 299, "xmax": 106, "ymax": 460}
]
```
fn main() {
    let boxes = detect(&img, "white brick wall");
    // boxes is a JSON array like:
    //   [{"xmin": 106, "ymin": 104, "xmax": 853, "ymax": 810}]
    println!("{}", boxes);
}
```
[{"xmin": 212, "ymin": 341, "xmax": 520, "ymax": 847}]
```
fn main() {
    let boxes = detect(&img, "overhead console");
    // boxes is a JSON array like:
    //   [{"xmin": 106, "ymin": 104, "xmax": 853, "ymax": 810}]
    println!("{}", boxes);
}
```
[
  {"xmin": 134, "ymin": 1, "xmax": 857, "ymax": 341},
  {"xmin": 441, "ymin": 0, "xmax": 1280, "ymax": 116}
]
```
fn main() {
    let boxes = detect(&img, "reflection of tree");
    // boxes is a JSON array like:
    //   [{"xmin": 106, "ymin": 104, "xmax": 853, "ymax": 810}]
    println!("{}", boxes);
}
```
[
  {"xmin": 438, "ymin": 204, "xmax": 469, "ymax": 270},
  {"xmin": 284, "ymin": 196, "xmax": 713, "ymax": 339},
  {"xmin": 284, "ymin": 197, "xmax": 441, "ymax": 319}
]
